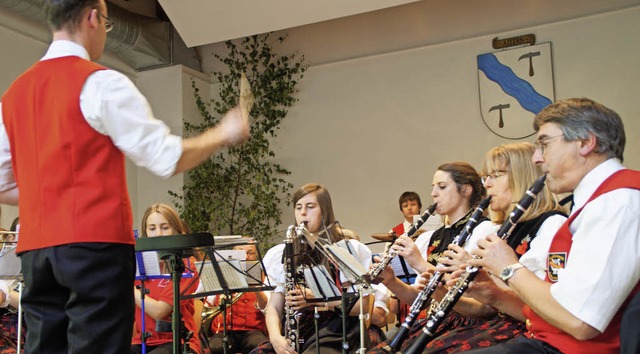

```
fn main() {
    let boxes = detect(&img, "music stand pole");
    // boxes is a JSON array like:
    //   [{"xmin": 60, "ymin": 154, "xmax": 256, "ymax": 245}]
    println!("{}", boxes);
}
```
[
  {"xmin": 341, "ymin": 285, "xmax": 349, "ymax": 354},
  {"xmin": 138, "ymin": 280, "xmax": 150, "ymax": 354},
  {"xmin": 134, "ymin": 247, "xmax": 153, "ymax": 354},
  {"xmin": 221, "ymin": 295, "xmax": 229, "ymax": 354},
  {"xmin": 357, "ymin": 286, "xmax": 366, "ymax": 354},
  {"xmin": 205, "ymin": 248, "xmax": 233, "ymax": 354},
  {"xmin": 162, "ymin": 251, "xmax": 186, "ymax": 354},
  {"xmin": 17, "ymin": 281, "xmax": 22, "ymax": 354},
  {"xmin": 314, "ymin": 306, "xmax": 320, "ymax": 354}
]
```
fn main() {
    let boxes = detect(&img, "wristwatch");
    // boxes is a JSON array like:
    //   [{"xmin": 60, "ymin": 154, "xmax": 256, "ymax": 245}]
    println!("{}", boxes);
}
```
[{"xmin": 499, "ymin": 263, "xmax": 525, "ymax": 284}]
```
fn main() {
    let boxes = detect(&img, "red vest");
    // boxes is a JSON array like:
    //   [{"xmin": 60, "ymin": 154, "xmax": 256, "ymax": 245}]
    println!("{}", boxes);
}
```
[
  {"xmin": 523, "ymin": 169, "xmax": 640, "ymax": 354},
  {"xmin": 2, "ymin": 56, "xmax": 134, "ymax": 253},
  {"xmin": 391, "ymin": 223, "xmax": 405, "ymax": 236},
  {"xmin": 210, "ymin": 292, "xmax": 266, "ymax": 333}
]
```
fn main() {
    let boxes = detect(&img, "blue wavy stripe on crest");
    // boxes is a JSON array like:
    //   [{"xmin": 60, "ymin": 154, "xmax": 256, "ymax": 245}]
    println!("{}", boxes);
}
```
[{"xmin": 478, "ymin": 53, "xmax": 552, "ymax": 114}]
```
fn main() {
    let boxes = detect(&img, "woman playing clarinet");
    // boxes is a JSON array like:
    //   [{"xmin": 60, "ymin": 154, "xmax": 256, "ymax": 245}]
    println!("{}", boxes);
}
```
[
  {"xmin": 397, "ymin": 143, "xmax": 567, "ymax": 354},
  {"xmin": 369, "ymin": 162, "xmax": 495, "ymax": 353},
  {"xmin": 251, "ymin": 183, "xmax": 387, "ymax": 354}
]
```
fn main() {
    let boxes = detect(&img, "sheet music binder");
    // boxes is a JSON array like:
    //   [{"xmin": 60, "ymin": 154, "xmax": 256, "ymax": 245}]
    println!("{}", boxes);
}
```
[
  {"xmin": 244, "ymin": 260, "xmax": 263, "ymax": 285},
  {"xmin": 134, "ymin": 251, "xmax": 195, "ymax": 280},
  {"xmin": 389, "ymin": 255, "xmax": 417, "ymax": 284},
  {"xmin": 325, "ymin": 243, "xmax": 370, "ymax": 285},
  {"xmin": 185, "ymin": 239, "xmax": 274, "ymax": 299},
  {"xmin": 196, "ymin": 259, "xmax": 248, "ymax": 292},
  {"xmin": 303, "ymin": 264, "xmax": 341, "ymax": 299}
]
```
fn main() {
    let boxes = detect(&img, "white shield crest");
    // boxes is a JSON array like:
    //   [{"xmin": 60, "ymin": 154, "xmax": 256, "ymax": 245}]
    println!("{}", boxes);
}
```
[{"xmin": 477, "ymin": 42, "xmax": 555, "ymax": 139}]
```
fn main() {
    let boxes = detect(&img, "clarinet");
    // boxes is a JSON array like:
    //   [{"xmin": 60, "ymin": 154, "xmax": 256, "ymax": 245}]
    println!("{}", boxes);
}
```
[
  {"xmin": 381, "ymin": 196, "xmax": 492, "ymax": 353},
  {"xmin": 403, "ymin": 175, "xmax": 547, "ymax": 354},
  {"xmin": 368, "ymin": 203, "xmax": 437, "ymax": 281},
  {"xmin": 284, "ymin": 224, "xmax": 304, "ymax": 352}
]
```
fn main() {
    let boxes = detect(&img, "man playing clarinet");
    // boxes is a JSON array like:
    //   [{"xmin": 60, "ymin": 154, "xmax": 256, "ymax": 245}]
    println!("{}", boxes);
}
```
[{"xmin": 466, "ymin": 98, "xmax": 640, "ymax": 354}]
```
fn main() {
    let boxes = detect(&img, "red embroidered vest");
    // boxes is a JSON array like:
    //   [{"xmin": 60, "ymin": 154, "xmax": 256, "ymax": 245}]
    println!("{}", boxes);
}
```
[
  {"xmin": 211, "ymin": 292, "xmax": 266, "ymax": 333},
  {"xmin": 522, "ymin": 169, "xmax": 640, "ymax": 354},
  {"xmin": 2, "ymin": 56, "xmax": 134, "ymax": 253}
]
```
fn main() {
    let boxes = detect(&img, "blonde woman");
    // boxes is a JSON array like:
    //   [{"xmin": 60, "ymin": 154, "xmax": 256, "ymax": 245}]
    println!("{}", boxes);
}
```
[{"xmin": 131, "ymin": 203, "xmax": 201, "ymax": 354}]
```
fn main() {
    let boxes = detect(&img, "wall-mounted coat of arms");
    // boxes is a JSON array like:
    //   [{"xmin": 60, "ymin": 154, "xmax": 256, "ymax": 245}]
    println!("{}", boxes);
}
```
[{"xmin": 477, "ymin": 41, "xmax": 555, "ymax": 139}]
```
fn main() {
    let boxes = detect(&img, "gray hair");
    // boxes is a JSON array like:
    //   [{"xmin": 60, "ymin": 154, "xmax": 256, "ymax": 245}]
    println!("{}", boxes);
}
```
[{"xmin": 533, "ymin": 98, "xmax": 625, "ymax": 162}]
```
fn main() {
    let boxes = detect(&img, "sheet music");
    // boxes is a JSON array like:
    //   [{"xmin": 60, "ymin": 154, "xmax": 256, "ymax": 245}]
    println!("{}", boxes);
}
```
[
  {"xmin": 213, "ymin": 235, "xmax": 244, "ymax": 246},
  {"xmin": 244, "ymin": 260, "xmax": 263, "ymax": 285},
  {"xmin": 197, "ymin": 260, "xmax": 248, "ymax": 292},
  {"xmin": 214, "ymin": 249, "xmax": 246, "ymax": 261},
  {"xmin": 0, "ymin": 245, "xmax": 20, "ymax": 278},
  {"xmin": 326, "ymin": 244, "xmax": 368, "ymax": 283},
  {"xmin": 389, "ymin": 256, "xmax": 417, "ymax": 284},
  {"xmin": 135, "ymin": 251, "xmax": 163, "ymax": 277},
  {"xmin": 303, "ymin": 265, "xmax": 341, "ymax": 299}
]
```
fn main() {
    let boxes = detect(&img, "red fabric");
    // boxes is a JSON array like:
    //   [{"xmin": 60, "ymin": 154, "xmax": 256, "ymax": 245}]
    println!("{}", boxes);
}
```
[
  {"xmin": 391, "ymin": 223, "xmax": 405, "ymax": 236},
  {"xmin": 522, "ymin": 169, "xmax": 640, "ymax": 354},
  {"xmin": 210, "ymin": 292, "xmax": 266, "ymax": 333},
  {"xmin": 1, "ymin": 56, "xmax": 133, "ymax": 253},
  {"xmin": 132, "ymin": 259, "xmax": 201, "ymax": 353}
]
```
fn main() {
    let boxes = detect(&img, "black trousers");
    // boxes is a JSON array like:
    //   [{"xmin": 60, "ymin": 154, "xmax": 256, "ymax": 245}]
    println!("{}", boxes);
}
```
[
  {"xmin": 463, "ymin": 336, "xmax": 563, "ymax": 354},
  {"xmin": 21, "ymin": 243, "xmax": 135, "ymax": 354},
  {"xmin": 621, "ymin": 291, "xmax": 640, "ymax": 354},
  {"xmin": 209, "ymin": 330, "xmax": 267, "ymax": 354}
]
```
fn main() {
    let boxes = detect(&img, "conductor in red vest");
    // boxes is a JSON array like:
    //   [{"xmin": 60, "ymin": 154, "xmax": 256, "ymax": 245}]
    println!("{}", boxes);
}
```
[
  {"xmin": 464, "ymin": 98, "xmax": 640, "ymax": 354},
  {"xmin": 0, "ymin": 1, "xmax": 250, "ymax": 353}
]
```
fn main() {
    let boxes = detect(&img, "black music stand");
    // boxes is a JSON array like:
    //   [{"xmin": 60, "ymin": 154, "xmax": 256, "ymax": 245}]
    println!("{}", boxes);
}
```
[
  {"xmin": 296, "ymin": 228, "xmax": 372, "ymax": 354},
  {"xmin": 135, "ymin": 232, "xmax": 214, "ymax": 354},
  {"xmin": 187, "ymin": 238, "xmax": 274, "ymax": 354},
  {"xmin": 325, "ymin": 242, "xmax": 371, "ymax": 354}
]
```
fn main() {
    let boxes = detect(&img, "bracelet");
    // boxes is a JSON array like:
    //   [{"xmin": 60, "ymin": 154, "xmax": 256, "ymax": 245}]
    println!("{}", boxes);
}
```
[{"xmin": 254, "ymin": 301, "xmax": 267, "ymax": 314}]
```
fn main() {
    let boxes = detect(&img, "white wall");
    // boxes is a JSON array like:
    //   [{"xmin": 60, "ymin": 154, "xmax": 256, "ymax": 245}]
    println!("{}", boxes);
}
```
[
  {"xmin": 133, "ymin": 64, "xmax": 215, "ymax": 227},
  {"xmin": 271, "ymin": 6, "xmax": 640, "ymax": 251},
  {"xmin": 0, "ymin": 5, "xmax": 638, "ymax": 251}
]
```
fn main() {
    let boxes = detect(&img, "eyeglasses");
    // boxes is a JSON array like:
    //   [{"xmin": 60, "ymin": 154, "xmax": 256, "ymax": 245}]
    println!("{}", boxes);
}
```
[
  {"xmin": 533, "ymin": 134, "xmax": 564, "ymax": 154},
  {"xmin": 481, "ymin": 170, "xmax": 508, "ymax": 184},
  {"xmin": 97, "ymin": 12, "xmax": 113, "ymax": 33}
]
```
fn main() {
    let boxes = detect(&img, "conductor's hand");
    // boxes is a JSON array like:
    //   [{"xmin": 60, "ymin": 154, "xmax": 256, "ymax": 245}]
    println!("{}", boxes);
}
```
[
  {"xmin": 218, "ymin": 106, "xmax": 250, "ymax": 147},
  {"xmin": 272, "ymin": 334, "xmax": 297, "ymax": 354}
]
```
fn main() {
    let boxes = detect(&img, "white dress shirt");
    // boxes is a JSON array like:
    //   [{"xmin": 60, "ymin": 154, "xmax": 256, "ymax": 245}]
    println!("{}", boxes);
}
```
[{"xmin": 550, "ymin": 159, "xmax": 640, "ymax": 332}]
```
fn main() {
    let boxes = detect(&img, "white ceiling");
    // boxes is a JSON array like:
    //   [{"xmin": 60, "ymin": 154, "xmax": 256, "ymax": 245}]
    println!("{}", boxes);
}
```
[{"xmin": 157, "ymin": 0, "xmax": 421, "ymax": 48}]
